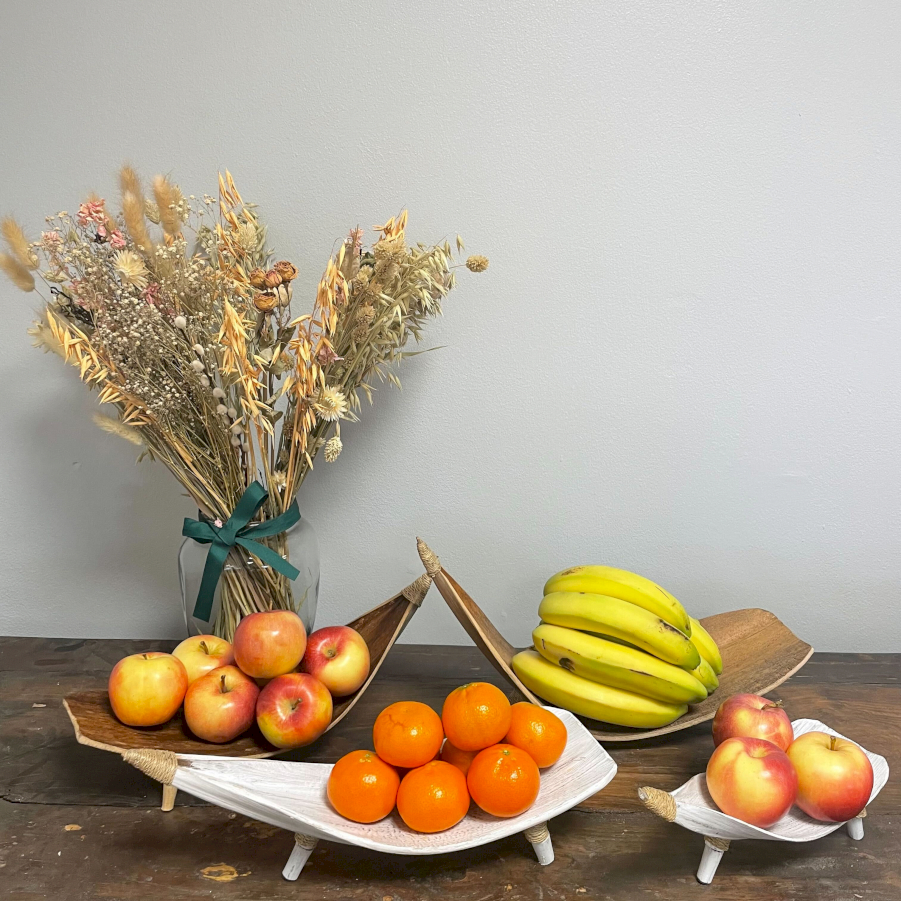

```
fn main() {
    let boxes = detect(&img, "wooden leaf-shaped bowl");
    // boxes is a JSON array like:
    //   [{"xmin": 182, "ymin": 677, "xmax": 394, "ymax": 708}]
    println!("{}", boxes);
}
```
[
  {"xmin": 415, "ymin": 539, "xmax": 814, "ymax": 742},
  {"xmin": 63, "ymin": 573, "xmax": 431, "ymax": 794}
]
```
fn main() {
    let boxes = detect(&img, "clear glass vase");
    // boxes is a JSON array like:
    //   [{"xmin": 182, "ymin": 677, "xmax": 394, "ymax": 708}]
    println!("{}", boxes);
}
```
[{"xmin": 178, "ymin": 515, "xmax": 320, "ymax": 641}]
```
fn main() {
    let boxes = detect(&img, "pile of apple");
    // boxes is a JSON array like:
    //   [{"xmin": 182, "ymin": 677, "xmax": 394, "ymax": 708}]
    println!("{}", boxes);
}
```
[
  {"xmin": 107, "ymin": 611, "xmax": 371, "ymax": 749},
  {"xmin": 706, "ymin": 693, "xmax": 874, "ymax": 828}
]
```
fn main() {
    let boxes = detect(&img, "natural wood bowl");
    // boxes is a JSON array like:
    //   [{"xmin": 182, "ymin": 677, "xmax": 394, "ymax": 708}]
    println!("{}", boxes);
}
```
[
  {"xmin": 63, "ymin": 572, "xmax": 432, "ymax": 808},
  {"xmin": 415, "ymin": 539, "xmax": 814, "ymax": 742}
]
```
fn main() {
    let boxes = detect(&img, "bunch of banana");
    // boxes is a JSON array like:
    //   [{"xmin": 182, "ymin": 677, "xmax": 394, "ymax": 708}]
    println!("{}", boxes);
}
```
[{"xmin": 511, "ymin": 565, "xmax": 725, "ymax": 729}]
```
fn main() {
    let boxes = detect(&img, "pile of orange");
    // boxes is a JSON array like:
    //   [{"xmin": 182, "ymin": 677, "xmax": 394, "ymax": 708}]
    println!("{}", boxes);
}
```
[{"xmin": 327, "ymin": 683, "xmax": 568, "ymax": 833}]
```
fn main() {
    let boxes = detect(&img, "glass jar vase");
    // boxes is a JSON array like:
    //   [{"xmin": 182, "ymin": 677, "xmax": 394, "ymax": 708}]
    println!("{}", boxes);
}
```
[{"xmin": 178, "ymin": 515, "xmax": 320, "ymax": 641}]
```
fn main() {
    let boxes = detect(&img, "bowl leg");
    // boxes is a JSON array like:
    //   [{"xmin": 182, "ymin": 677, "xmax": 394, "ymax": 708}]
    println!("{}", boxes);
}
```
[
  {"xmin": 847, "ymin": 809, "xmax": 866, "ymax": 840},
  {"xmin": 161, "ymin": 783, "xmax": 177, "ymax": 812},
  {"xmin": 524, "ymin": 822, "xmax": 554, "ymax": 865},
  {"xmin": 697, "ymin": 836, "xmax": 730, "ymax": 884},
  {"xmin": 282, "ymin": 833, "xmax": 318, "ymax": 881}
]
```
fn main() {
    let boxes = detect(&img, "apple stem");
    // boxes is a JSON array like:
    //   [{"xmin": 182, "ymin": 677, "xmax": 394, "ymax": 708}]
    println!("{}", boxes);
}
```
[
  {"xmin": 220, "ymin": 673, "xmax": 228, "ymax": 694},
  {"xmin": 763, "ymin": 700, "xmax": 784, "ymax": 711},
  {"xmin": 199, "ymin": 641, "xmax": 209, "ymax": 655},
  {"xmin": 830, "ymin": 735, "xmax": 837, "ymax": 751}
]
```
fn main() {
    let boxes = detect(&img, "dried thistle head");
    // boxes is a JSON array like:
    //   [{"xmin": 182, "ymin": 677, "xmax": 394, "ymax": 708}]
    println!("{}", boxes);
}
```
[
  {"xmin": 324, "ymin": 434, "xmax": 343, "ymax": 462},
  {"xmin": 465, "ymin": 254, "xmax": 489, "ymax": 272}
]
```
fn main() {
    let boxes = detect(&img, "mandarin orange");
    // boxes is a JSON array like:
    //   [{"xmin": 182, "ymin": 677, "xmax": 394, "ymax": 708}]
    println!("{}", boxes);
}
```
[
  {"xmin": 373, "ymin": 700, "xmax": 444, "ymax": 768},
  {"xmin": 441, "ymin": 682, "xmax": 512, "ymax": 752},
  {"xmin": 439, "ymin": 739, "xmax": 479, "ymax": 776},
  {"xmin": 327, "ymin": 749, "xmax": 400, "ymax": 824},
  {"xmin": 396, "ymin": 760, "xmax": 470, "ymax": 833},
  {"xmin": 467, "ymin": 743, "xmax": 540, "ymax": 817},
  {"xmin": 504, "ymin": 702, "xmax": 567, "ymax": 767}
]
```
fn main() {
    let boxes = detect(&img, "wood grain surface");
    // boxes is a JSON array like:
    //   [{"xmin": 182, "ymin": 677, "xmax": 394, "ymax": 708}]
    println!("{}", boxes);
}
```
[{"xmin": 1, "ymin": 638, "xmax": 899, "ymax": 899}]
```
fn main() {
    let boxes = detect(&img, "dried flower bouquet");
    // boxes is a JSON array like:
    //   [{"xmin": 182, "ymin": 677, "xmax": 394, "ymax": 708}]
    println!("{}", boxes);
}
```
[{"xmin": 1, "ymin": 166, "xmax": 486, "ymax": 638}]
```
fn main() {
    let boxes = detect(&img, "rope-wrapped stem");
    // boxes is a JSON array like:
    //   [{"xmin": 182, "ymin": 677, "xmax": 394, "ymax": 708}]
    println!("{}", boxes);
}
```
[{"xmin": 638, "ymin": 786, "xmax": 677, "ymax": 822}]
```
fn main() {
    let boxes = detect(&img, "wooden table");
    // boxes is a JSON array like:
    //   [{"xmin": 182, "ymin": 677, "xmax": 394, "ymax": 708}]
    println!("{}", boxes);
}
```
[{"xmin": 1, "ymin": 638, "xmax": 898, "ymax": 899}]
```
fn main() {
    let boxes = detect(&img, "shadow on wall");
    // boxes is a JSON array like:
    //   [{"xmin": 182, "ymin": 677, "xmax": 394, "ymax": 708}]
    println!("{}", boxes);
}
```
[{"xmin": 11, "ymin": 372, "xmax": 190, "ymax": 635}]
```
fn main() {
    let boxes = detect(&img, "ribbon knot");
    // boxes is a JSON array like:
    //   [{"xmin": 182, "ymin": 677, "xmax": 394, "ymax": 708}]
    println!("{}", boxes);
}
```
[{"xmin": 182, "ymin": 481, "xmax": 300, "ymax": 622}]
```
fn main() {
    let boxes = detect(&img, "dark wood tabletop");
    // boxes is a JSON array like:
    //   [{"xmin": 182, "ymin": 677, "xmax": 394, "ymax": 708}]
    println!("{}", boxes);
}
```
[{"xmin": 1, "ymin": 637, "xmax": 898, "ymax": 900}]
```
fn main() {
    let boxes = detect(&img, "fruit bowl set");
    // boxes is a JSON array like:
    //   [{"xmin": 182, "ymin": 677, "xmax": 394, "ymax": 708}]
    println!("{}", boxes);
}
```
[
  {"xmin": 64, "ymin": 537, "xmax": 886, "ymax": 884},
  {"xmin": 638, "ymin": 718, "xmax": 890, "ymax": 884},
  {"xmin": 121, "ymin": 706, "xmax": 617, "ymax": 881},
  {"xmin": 63, "ymin": 572, "xmax": 431, "ymax": 810}
]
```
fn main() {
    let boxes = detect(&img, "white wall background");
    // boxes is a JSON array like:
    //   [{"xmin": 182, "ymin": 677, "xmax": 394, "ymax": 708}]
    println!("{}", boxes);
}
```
[{"xmin": 0, "ymin": 1, "xmax": 898, "ymax": 650}]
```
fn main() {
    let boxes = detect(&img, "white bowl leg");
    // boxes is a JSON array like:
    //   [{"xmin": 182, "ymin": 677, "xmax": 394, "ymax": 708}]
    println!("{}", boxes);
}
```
[
  {"xmin": 282, "ymin": 833, "xmax": 318, "ymax": 881},
  {"xmin": 697, "ymin": 836, "xmax": 730, "ymax": 884},
  {"xmin": 161, "ymin": 784, "xmax": 177, "ymax": 812},
  {"xmin": 524, "ymin": 822, "xmax": 554, "ymax": 865},
  {"xmin": 847, "ymin": 808, "xmax": 866, "ymax": 840}
]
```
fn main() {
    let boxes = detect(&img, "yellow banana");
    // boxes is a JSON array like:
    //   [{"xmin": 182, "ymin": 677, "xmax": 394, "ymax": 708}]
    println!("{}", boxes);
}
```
[
  {"xmin": 543, "ymin": 565, "xmax": 691, "ymax": 636},
  {"xmin": 690, "ymin": 655, "xmax": 719, "ymax": 693},
  {"xmin": 532, "ymin": 623, "xmax": 708, "ymax": 705},
  {"xmin": 512, "ymin": 649, "xmax": 688, "ymax": 728},
  {"xmin": 688, "ymin": 616, "xmax": 723, "ymax": 674},
  {"xmin": 538, "ymin": 591, "xmax": 701, "ymax": 670}
]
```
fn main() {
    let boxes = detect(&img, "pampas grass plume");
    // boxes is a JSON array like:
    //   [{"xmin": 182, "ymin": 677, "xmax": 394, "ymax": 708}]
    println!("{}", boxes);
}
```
[
  {"xmin": 119, "ymin": 165, "xmax": 142, "ymax": 200},
  {"xmin": 0, "ymin": 252, "xmax": 35, "ymax": 291},
  {"xmin": 93, "ymin": 413, "xmax": 144, "ymax": 446},
  {"xmin": 152, "ymin": 175, "xmax": 181, "ymax": 236},
  {"xmin": 1, "ymin": 217, "xmax": 38, "ymax": 269},
  {"xmin": 122, "ymin": 191, "xmax": 152, "ymax": 253}
]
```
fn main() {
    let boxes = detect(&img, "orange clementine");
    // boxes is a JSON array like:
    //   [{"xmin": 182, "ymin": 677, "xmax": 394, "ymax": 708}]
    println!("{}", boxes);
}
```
[
  {"xmin": 441, "ymin": 682, "xmax": 512, "ymax": 752},
  {"xmin": 467, "ymin": 744, "xmax": 540, "ymax": 817},
  {"xmin": 373, "ymin": 700, "xmax": 444, "ymax": 768},
  {"xmin": 440, "ymin": 740, "xmax": 478, "ymax": 776},
  {"xmin": 396, "ymin": 760, "xmax": 470, "ymax": 833},
  {"xmin": 504, "ymin": 702, "xmax": 567, "ymax": 767},
  {"xmin": 327, "ymin": 749, "xmax": 400, "ymax": 824}
]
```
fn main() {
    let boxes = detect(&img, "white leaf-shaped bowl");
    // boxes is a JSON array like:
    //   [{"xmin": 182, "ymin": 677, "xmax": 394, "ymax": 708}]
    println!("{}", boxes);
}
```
[
  {"xmin": 639, "ymin": 718, "xmax": 889, "ymax": 883},
  {"xmin": 123, "ymin": 706, "xmax": 616, "ymax": 880}
]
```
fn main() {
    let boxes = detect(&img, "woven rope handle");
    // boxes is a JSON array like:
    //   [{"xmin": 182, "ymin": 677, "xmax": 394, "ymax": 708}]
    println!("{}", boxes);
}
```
[
  {"xmin": 638, "ymin": 786, "xmax": 677, "ymax": 822},
  {"xmin": 416, "ymin": 537, "xmax": 442, "ymax": 578},
  {"xmin": 401, "ymin": 572, "xmax": 433, "ymax": 607},
  {"xmin": 122, "ymin": 749, "xmax": 179, "ymax": 784}
]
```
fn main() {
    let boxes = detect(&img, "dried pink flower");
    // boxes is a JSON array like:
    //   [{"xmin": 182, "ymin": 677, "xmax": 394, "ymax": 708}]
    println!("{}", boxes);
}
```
[
  {"xmin": 76, "ymin": 200, "xmax": 107, "ymax": 227},
  {"xmin": 109, "ymin": 230, "xmax": 126, "ymax": 249},
  {"xmin": 317, "ymin": 346, "xmax": 343, "ymax": 365}
]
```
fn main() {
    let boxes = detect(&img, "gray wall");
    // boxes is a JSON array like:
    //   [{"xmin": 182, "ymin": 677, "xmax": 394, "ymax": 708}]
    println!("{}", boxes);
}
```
[{"xmin": 1, "ymin": 2, "xmax": 899, "ymax": 650}]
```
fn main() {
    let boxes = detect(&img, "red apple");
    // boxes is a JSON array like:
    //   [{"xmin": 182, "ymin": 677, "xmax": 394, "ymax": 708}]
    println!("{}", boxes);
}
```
[
  {"xmin": 183, "ymin": 665, "xmax": 260, "ymax": 743},
  {"xmin": 255, "ymin": 672, "xmax": 333, "ymax": 749},
  {"xmin": 108, "ymin": 652, "xmax": 188, "ymax": 727},
  {"xmin": 300, "ymin": 626, "xmax": 371, "ymax": 697},
  {"xmin": 172, "ymin": 634, "xmax": 235, "ymax": 684},
  {"xmin": 712, "ymin": 693, "xmax": 794, "ymax": 751},
  {"xmin": 787, "ymin": 731, "xmax": 874, "ymax": 822},
  {"xmin": 233, "ymin": 610, "xmax": 307, "ymax": 679},
  {"xmin": 706, "ymin": 736, "xmax": 798, "ymax": 828}
]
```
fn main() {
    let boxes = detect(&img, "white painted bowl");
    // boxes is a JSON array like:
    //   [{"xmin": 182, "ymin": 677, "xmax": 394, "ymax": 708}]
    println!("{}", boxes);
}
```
[
  {"xmin": 125, "ymin": 706, "xmax": 617, "ymax": 880},
  {"xmin": 639, "ymin": 718, "xmax": 889, "ymax": 883}
]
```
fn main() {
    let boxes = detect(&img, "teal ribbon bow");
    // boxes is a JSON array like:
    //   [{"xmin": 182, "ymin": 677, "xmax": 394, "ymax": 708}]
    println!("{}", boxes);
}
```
[{"xmin": 182, "ymin": 481, "xmax": 300, "ymax": 622}]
